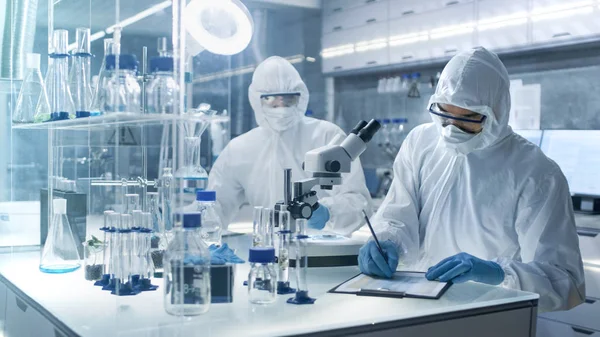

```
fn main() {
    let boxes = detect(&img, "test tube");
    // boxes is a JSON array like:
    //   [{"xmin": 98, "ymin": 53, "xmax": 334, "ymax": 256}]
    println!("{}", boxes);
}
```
[
  {"xmin": 131, "ymin": 210, "xmax": 143, "ymax": 279},
  {"xmin": 146, "ymin": 192, "xmax": 161, "ymax": 232},
  {"xmin": 108, "ymin": 212, "xmax": 121, "ymax": 287},
  {"xmin": 287, "ymin": 219, "xmax": 316, "ymax": 305},
  {"xmin": 125, "ymin": 193, "xmax": 140, "ymax": 214},
  {"xmin": 101, "ymin": 210, "xmax": 114, "ymax": 279},
  {"xmin": 141, "ymin": 212, "xmax": 153, "ymax": 279},
  {"xmin": 261, "ymin": 208, "xmax": 274, "ymax": 247},
  {"xmin": 118, "ymin": 214, "xmax": 133, "ymax": 285},
  {"xmin": 252, "ymin": 206, "xmax": 263, "ymax": 247},
  {"xmin": 277, "ymin": 210, "xmax": 295, "ymax": 294}
]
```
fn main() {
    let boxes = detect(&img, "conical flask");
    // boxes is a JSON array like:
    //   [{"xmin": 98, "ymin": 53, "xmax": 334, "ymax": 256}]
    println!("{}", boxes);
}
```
[
  {"xmin": 69, "ymin": 28, "xmax": 93, "ymax": 118},
  {"xmin": 13, "ymin": 53, "xmax": 50, "ymax": 124},
  {"xmin": 40, "ymin": 199, "xmax": 81, "ymax": 273},
  {"xmin": 35, "ymin": 57, "xmax": 54, "ymax": 123},
  {"xmin": 90, "ymin": 38, "xmax": 114, "ymax": 116},
  {"xmin": 48, "ymin": 29, "xmax": 75, "ymax": 121}
]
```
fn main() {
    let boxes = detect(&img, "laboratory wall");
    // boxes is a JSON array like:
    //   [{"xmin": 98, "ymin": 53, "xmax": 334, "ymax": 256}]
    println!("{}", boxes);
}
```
[{"xmin": 334, "ymin": 42, "xmax": 600, "ymax": 169}]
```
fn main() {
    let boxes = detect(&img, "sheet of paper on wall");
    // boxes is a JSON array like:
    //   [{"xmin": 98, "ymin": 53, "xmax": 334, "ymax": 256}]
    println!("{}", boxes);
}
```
[
  {"xmin": 330, "ymin": 271, "xmax": 450, "ymax": 299},
  {"xmin": 509, "ymin": 83, "xmax": 541, "ymax": 130}
]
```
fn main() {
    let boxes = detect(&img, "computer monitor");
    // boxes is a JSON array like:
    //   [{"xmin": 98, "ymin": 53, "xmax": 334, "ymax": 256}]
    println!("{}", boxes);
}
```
[
  {"xmin": 513, "ymin": 129, "xmax": 543, "ymax": 147},
  {"xmin": 540, "ymin": 130, "xmax": 600, "ymax": 196}
]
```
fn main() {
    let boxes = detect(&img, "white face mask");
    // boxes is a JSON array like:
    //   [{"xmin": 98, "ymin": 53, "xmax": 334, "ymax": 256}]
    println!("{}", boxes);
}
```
[
  {"xmin": 442, "ymin": 125, "xmax": 476, "ymax": 144},
  {"xmin": 262, "ymin": 107, "xmax": 301, "ymax": 131}
]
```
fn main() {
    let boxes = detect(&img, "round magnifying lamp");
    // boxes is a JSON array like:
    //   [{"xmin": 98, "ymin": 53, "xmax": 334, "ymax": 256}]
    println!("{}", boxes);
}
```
[{"xmin": 184, "ymin": 0, "xmax": 254, "ymax": 56}]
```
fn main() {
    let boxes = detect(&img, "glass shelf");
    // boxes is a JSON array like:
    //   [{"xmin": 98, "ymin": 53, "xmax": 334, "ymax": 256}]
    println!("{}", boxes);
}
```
[{"xmin": 12, "ymin": 112, "xmax": 229, "ymax": 131}]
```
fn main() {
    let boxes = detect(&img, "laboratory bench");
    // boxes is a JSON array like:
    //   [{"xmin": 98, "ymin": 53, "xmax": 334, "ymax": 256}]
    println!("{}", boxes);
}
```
[{"xmin": 0, "ymin": 232, "xmax": 539, "ymax": 337}]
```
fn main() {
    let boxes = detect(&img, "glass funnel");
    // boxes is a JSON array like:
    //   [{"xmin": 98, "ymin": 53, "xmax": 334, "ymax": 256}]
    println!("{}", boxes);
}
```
[
  {"xmin": 40, "ymin": 199, "xmax": 81, "ymax": 273},
  {"xmin": 13, "ymin": 53, "xmax": 50, "ymax": 124},
  {"xmin": 69, "ymin": 27, "xmax": 93, "ymax": 118}
]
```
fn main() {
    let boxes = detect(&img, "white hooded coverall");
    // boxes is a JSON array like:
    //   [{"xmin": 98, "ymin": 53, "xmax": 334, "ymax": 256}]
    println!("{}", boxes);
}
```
[
  {"xmin": 207, "ymin": 56, "xmax": 372, "ymax": 236},
  {"xmin": 374, "ymin": 47, "xmax": 585, "ymax": 312}
]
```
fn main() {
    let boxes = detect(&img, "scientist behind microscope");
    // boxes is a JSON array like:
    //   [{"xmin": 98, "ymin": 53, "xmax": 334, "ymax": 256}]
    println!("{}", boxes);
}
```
[
  {"xmin": 358, "ymin": 47, "xmax": 585, "ymax": 313},
  {"xmin": 207, "ymin": 56, "xmax": 372, "ymax": 236}
]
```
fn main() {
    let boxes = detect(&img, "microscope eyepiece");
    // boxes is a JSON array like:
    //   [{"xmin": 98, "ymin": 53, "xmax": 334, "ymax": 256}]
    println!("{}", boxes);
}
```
[
  {"xmin": 350, "ymin": 121, "xmax": 368, "ymax": 135},
  {"xmin": 357, "ymin": 119, "xmax": 381, "ymax": 143}
]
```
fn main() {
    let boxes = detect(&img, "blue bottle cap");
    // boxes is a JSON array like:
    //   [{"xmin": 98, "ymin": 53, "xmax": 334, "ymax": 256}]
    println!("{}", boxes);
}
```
[
  {"xmin": 105, "ymin": 54, "xmax": 138, "ymax": 71},
  {"xmin": 382, "ymin": 118, "xmax": 391, "ymax": 124},
  {"xmin": 305, "ymin": 110, "xmax": 313, "ymax": 117},
  {"xmin": 196, "ymin": 190, "xmax": 216, "ymax": 202},
  {"xmin": 177, "ymin": 213, "xmax": 201, "ymax": 228},
  {"xmin": 401, "ymin": 74, "xmax": 410, "ymax": 79},
  {"xmin": 392, "ymin": 118, "xmax": 408, "ymax": 123},
  {"xmin": 412, "ymin": 72, "xmax": 421, "ymax": 78},
  {"xmin": 149, "ymin": 56, "xmax": 174, "ymax": 73},
  {"xmin": 248, "ymin": 247, "xmax": 275, "ymax": 263}
]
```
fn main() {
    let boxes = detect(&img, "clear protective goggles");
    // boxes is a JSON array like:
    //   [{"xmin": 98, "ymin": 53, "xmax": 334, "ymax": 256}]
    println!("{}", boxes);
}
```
[
  {"xmin": 260, "ymin": 93, "xmax": 301, "ymax": 108},
  {"xmin": 428, "ymin": 103, "xmax": 487, "ymax": 125}
]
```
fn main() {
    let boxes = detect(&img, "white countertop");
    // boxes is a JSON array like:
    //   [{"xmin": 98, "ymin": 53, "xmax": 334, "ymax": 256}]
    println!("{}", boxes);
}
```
[{"xmin": 0, "ymin": 233, "xmax": 539, "ymax": 337}]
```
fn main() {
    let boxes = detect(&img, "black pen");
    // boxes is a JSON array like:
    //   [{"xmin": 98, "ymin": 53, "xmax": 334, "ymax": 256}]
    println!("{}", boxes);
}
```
[{"xmin": 362, "ymin": 210, "xmax": 388, "ymax": 263}]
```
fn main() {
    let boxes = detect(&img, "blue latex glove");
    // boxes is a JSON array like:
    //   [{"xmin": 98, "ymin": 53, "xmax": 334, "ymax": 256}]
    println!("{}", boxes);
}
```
[
  {"xmin": 425, "ymin": 252, "xmax": 505, "ymax": 285},
  {"xmin": 209, "ymin": 243, "xmax": 245, "ymax": 265},
  {"xmin": 358, "ymin": 240, "xmax": 399, "ymax": 278},
  {"xmin": 307, "ymin": 205, "xmax": 330, "ymax": 230}
]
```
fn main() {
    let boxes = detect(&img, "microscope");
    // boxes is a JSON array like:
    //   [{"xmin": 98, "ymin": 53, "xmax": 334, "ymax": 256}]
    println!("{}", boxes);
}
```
[{"xmin": 276, "ymin": 119, "xmax": 381, "ymax": 221}]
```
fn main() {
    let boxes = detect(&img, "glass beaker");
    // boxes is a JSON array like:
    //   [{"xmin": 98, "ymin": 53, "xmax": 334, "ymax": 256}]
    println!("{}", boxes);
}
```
[
  {"xmin": 83, "ymin": 239, "xmax": 106, "ymax": 281},
  {"xmin": 175, "ymin": 136, "xmax": 208, "ymax": 195},
  {"xmin": 69, "ymin": 27, "xmax": 93, "ymax": 118},
  {"xmin": 40, "ymin": 199, "xmax": 81, "ymax": 273},
  {"xmin": 13, "ymin": 53, "xmax": 50, "ymax": 124},
  {"xmin": 90, "ymin": 38, "xmax": 114, "ymax": 116}
]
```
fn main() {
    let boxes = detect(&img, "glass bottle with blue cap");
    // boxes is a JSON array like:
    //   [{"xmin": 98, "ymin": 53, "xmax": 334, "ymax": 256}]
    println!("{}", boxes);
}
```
[
  {"xmin": 104, "ymin": 54, "xmax": 141, "ymax": 114},
  {"xmin": 164, "ymin": 213, "xmax": 211, "ymax": 316},
  {"xmin": 248, "ymin": 247, "xmax": 277, "ymax": 304},
  {"xmin": 146, "ymin": 56, "xmax": 178, "ymax": 114}
]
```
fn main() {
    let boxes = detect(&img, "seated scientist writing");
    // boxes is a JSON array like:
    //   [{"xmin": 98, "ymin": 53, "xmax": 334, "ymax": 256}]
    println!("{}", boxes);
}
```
[{"xmin": 358, "ymin": 47, "xmax": 585, "ymax": 313}]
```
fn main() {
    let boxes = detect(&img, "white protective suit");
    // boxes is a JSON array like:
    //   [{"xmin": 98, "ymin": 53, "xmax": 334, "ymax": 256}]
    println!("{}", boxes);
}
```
[
  {"xmin": 207, "ymin": 56, "xmax": 372, "ymax": 235},
  {"xmin": 374, "ymin": 47, "xmax": 585, "ymax": 312}
]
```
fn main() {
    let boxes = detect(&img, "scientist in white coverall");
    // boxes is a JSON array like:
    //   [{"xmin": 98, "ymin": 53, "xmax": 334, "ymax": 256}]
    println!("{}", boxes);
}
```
[
  {"xmin": 207, "ymin": 56, "xmax": 372, "ymax": 235},
  {"xmin": 358, "ymin": 47, "xmax": 584, "ymax": 312}
]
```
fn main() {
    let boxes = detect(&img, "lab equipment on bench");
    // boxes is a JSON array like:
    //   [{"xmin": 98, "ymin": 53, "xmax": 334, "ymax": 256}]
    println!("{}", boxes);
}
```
[
  {"xmin": 252, "ymin": 206, "xmax": 263, "ymax": 247},
  {"xmin": 13, "ymin": 53, "xmax": 50, "ymax": 124},
  {"xmin": 198, "ymin": 191, "xmax": 222, "ymax": 246},
  {"xmin": 160, "ymin": 167, "xmax": 174, "ymax": 231},
  {"xmin": 248, "ymin": 247, "xmax": 277, "ymax": 305},
  {"xmin": 277, "ymin": 210, "xmax": 295, "ymax": 295},
  {"xmin": 287, "ymin": 219, "xmax": 315, "ymax": 305},
  {"xmin": 164, "ymin": 213, "xmax": 211, "ymax": 316},
  {"xmin": 275, "ymin": 119, "xmax": 380, "ymax": 221},
  {"xmin": 69, "ymin": 27, "xmax": 93, "ymax": 118},
  {"xmin": 39, "ymin": 198, "xmax": 81, "ymax": 273}
]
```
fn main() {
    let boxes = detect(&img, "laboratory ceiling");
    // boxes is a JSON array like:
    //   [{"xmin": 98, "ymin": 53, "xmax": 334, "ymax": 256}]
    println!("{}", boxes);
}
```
[{"xmin": 37, "ymin": 0, "xmax": 319, "ymax": 37}]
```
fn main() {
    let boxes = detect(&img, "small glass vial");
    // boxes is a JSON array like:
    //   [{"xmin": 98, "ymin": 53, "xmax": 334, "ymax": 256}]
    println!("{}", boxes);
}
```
[{"xmin": 248, "ymin": 247, "xmax": 277, "ymax": 305}]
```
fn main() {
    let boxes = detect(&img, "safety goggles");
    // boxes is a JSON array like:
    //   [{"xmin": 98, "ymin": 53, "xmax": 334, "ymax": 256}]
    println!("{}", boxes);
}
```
[
  {"xmin": 428, "ymin": 103, "xmax": 487, "ymax": 124},
  {"xmin": 260, "ymin": 93, "xmax": 301, "ymax": 108}
]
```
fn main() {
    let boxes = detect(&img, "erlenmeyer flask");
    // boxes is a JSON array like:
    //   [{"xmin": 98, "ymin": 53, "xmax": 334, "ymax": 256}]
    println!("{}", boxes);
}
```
[
  {"xmin": 13, "ymin": 53, "xmax": 50, "ymax": 124},
  {"xmin": 90, "ymin": 38, "xmax": 114, "ymax": 116},
  {"xmin": 40, "ymin": 199, "xmax": 81, "ymax": 273},
  {"xmin": 48, "ymin": 29, "xmax": 75, "ymax": 121},
  {"xmin": 35, "ymin": 57, "xmax": 54, "ymax": 123},
  {"xmin": 69, "ymin": 27, "xmax": 93, "ymax": 118}
]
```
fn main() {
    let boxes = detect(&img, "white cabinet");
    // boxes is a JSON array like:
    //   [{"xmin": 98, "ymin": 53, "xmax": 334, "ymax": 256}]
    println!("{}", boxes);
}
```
[
  {"xmin": 389, "ymin": 0, "xmax": 473, "ymax": 19},
  {"xmin": 323, "ymin": 0, "xmax": 389, "ymax": 34},
  {"xmin": 531, "ymin": 2, "xmax": 600, "ymax": 44},
  {"xmin": 323, "ymin": 22, "xmax": 389, "ymax": 73},
  {"xmin": 537, "ymin": 318, "xmax": 599, "ymax": 337},
  {"xmin": 540, "ymin": 297, "xmax": 600, "ymax": 332},
  {"xmin": 476, "ymin": 0, "xmax": 529, "ymax": 50},
  {"xmin": 323, "ymin": 0, "xmax": 387, "ymax": 17},
  {"xmin": 584, "ymin": 265, "xmax": 600, "ymax": 299},
  {"xmin": 5, "ymin": 289, "xmax": 58, "ymax": 337}
]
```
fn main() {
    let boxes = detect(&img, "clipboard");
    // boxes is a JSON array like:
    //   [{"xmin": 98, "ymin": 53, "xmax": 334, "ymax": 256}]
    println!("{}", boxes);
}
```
[{"xmin": 328, "ymin": 271, "xmax": 451, "ymax": 300}]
